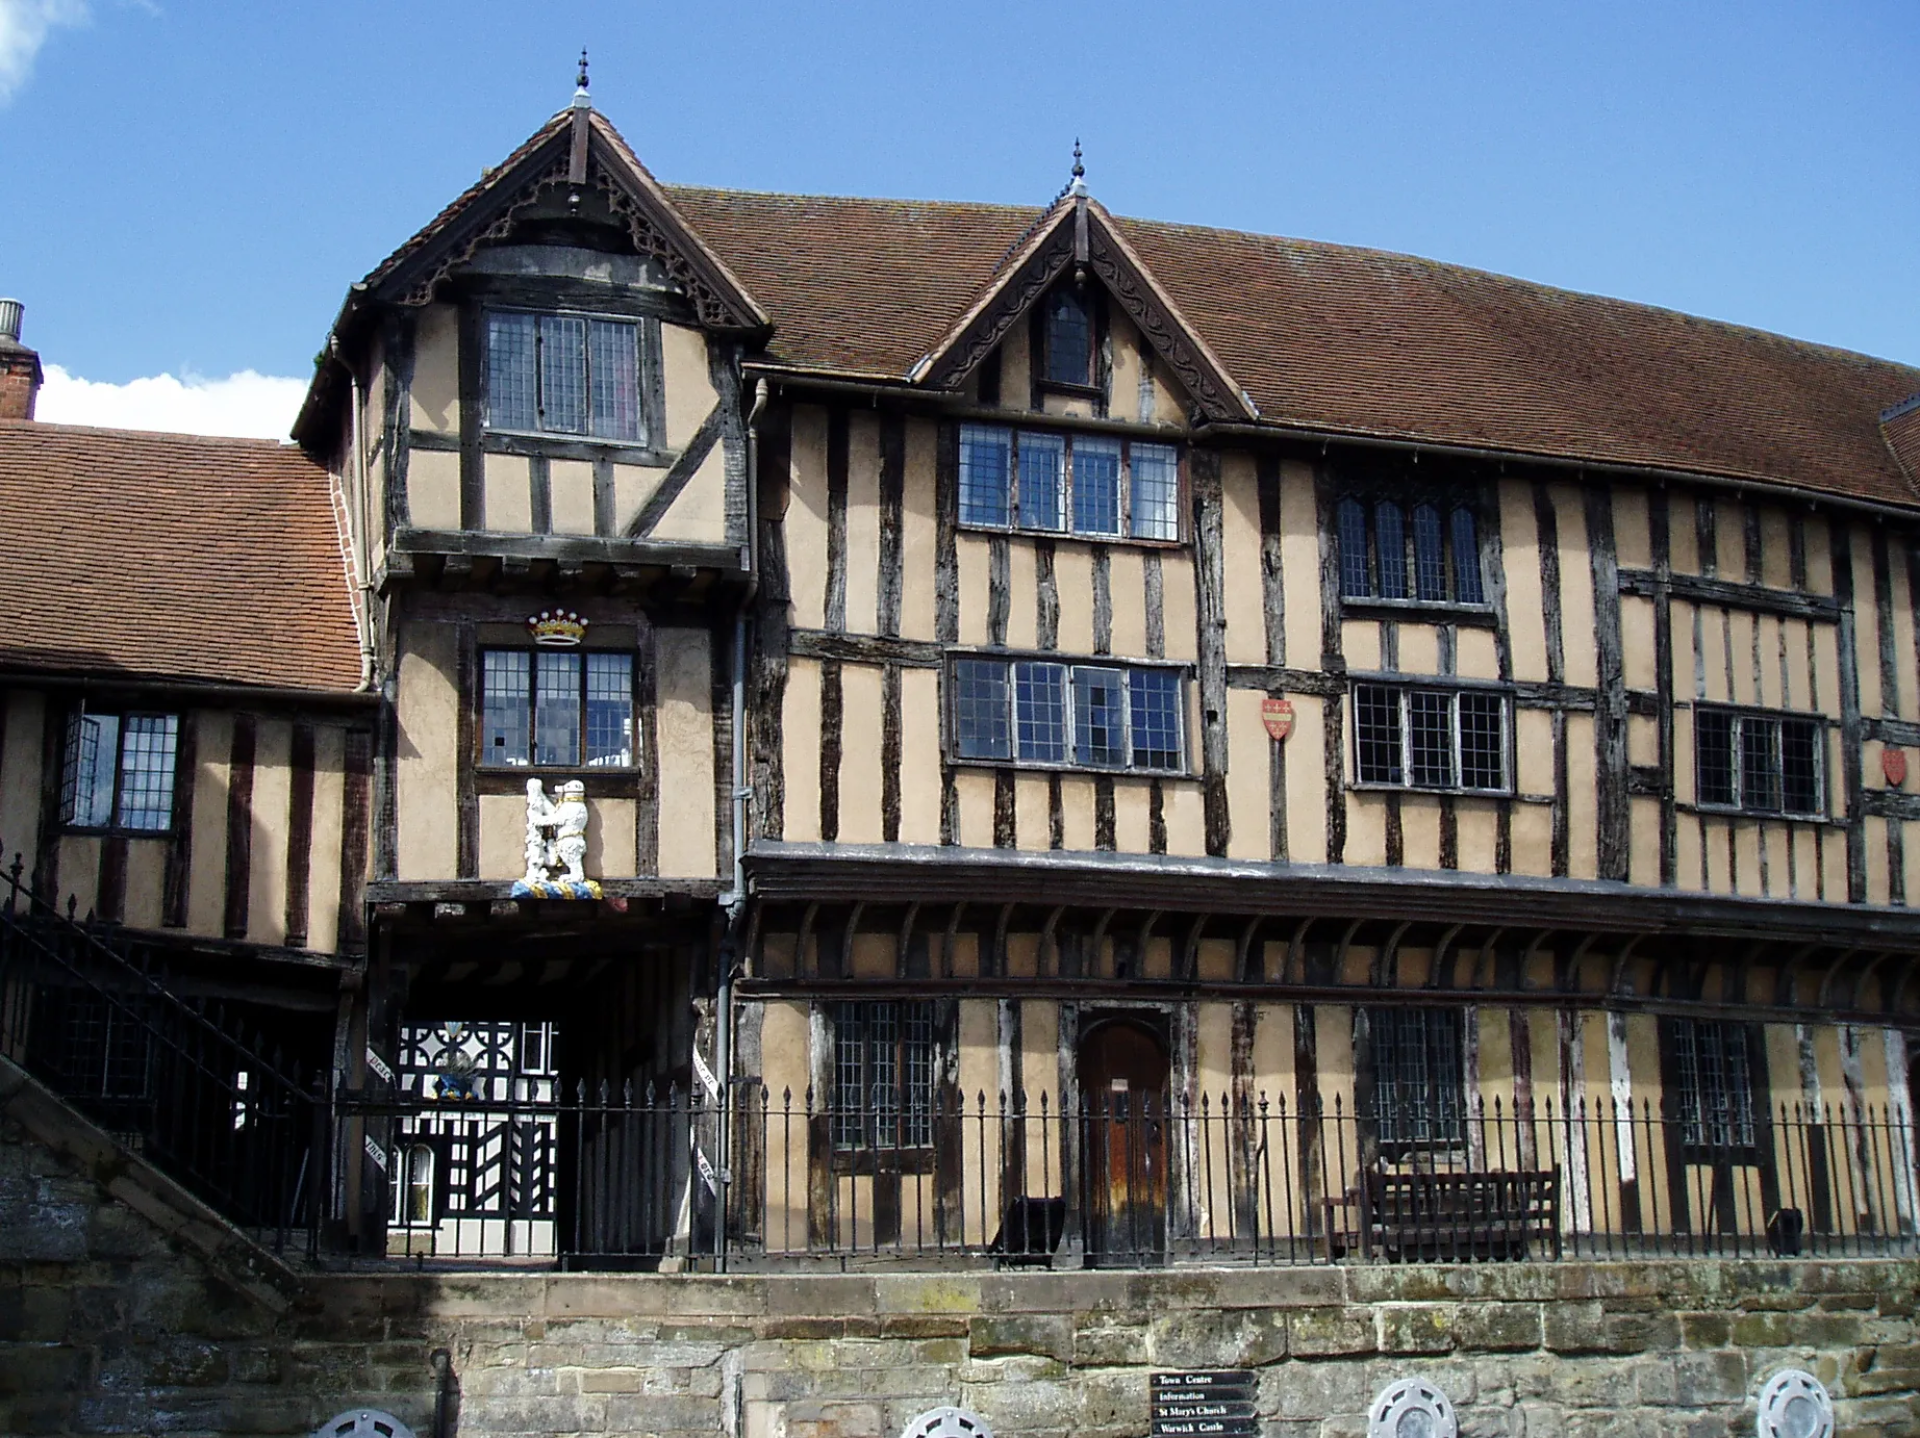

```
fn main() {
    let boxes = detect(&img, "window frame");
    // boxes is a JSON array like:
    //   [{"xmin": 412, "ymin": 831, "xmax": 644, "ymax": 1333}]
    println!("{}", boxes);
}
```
[
  {"xmin": 956, "ymin": 422, "xmax": 1186, "ymax": 546},
  {"xmin": 1663, "ymin": 1017, "xmax": 1762, "ymax": 1160},
  {"xmin": 1038, "ymin": 287, "xmax": 1099, "ymax": 392},
  {"xmin": 830, "ymin": 999, "xmax": 939, "ymax": 1161},
  {"xmin": 480, "ymin": 304, "xmax": 659, "ymax": 447},
  {"xmin": 1367, "ymin": 1006, "xmax": 1468, "ymax": 1156},
  {"xmin": 946, "ymin": 651, "xmax": 1191, "ymax": 777},
  {"xmin": 1348, "ymin": 679, "xmax": 1513, "ymax": 796},
  {"xmin": 1690, "ymin": 703, "xmax": 1827, "ymax": 820},
  {"xmin": 58, "ymin": 707, "xmax": 181, "ymax": 835},
  {"xmin": 476, "ymin": 645, "xmax": 640, "ymax": 774},
  {"xmin": 1335, "ymin": 493, "xmax": 1491, "ymax": 615}
]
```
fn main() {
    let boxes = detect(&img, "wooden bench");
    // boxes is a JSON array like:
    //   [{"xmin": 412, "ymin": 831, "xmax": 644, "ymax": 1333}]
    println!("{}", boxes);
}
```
[{"xmin": 1323, "ymin": 1167, "xmax": 1561, "ymax": 1262}]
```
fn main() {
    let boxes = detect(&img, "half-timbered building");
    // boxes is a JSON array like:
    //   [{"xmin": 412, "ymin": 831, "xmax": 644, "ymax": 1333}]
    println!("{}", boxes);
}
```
[{"xmin": 6, "ymin": 76, "xmax": 1920, "ymax": 1283}]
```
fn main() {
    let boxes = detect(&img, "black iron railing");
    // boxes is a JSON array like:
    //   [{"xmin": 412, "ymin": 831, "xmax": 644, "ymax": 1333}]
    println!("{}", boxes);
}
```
[
  {"xmin": 332, "ymin": 1079, "xmax": 1920, "ymax": 1270},
  {"xmin": 0, "ymin": 854, "xmax": 324, "ymax": 1259}
]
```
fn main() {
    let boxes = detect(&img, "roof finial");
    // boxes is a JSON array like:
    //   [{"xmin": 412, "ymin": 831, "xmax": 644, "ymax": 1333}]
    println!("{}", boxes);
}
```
[
  {"xmin": 1068, "ymin": 139, "xmax": 1088, "ymax": 199},
  {"xmin": 574, "ymin": 49, "xmax": 591, "ymax": 107}
]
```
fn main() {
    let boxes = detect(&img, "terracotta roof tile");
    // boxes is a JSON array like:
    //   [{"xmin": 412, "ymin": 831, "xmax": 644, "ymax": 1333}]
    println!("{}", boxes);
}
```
[
  {"xmin": 665, "ymin": 187, "xmax": 1920, "ymax": 509},
  {"xmin": 0, "ymin": 421, "xmax": 364, "ymax": 693},
  {"xmin": 1884, "ymin": 394, "xmax": 1920, "ymax": 488}
]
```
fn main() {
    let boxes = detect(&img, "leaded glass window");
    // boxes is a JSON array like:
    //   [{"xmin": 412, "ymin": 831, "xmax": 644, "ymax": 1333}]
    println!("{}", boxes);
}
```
[
  {"xmin": 950, "ymin": 657, "xmax": 1185, "ymax": 773},
  {"xmin": 481, "ymin": 649, "xmax": 635, "ymax": 769},
  {"xmin": 60, "ymin": 710, "xmax": 178, "ymax": 832},
  {"xmin": 1370, "ymin": 1007, "xmax": 1466, "ymax": 1150},
  {"xmin": 833, "ymin": 1001, "xmax": 936, "ymax": 1150},
  {"xmin": 1667, "ymin": 1018, "xmax": 1758, "ymax": 1151},
  {"xmin": 952, "ymin": 423, "xmax": 1180, "ymax": 541},
  {"xmin": 485, "ymin": 309, "xmax": 645, "ymax": 442},
  {"xmin": 1694, "ymin": 707, "xmax": 1824, "ymax": 817},
  {"xmin": 1336, "ymin": 496, "xmax": 1487, "ymax": 606},
  {"xmin": 1353, "ymin": 684, "xmax": 1510, "ymax": 793}
]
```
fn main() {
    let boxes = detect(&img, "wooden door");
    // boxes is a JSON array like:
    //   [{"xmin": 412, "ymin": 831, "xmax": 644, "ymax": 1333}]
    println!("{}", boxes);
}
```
[{"xmin": 1078, "ymin": 1020, "xmax": 1169, "ymax": 1265}]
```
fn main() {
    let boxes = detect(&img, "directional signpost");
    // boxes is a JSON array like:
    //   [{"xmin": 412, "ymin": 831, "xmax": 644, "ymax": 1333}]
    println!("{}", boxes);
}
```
[{"xmin": 1150, "ymin": 1372, "xmax": 1259, "ymax": 1438}]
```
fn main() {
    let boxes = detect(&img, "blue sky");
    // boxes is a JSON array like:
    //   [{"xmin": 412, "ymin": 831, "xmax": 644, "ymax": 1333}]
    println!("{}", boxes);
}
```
[{"xmin": 2, "ymin": 0, "xmax": 1916, "ymax": 435}]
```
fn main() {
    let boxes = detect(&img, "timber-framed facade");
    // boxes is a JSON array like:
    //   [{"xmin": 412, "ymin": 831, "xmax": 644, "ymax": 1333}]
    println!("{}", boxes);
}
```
[{"xmin": 4, "ymin": 78, "xmax": 1920, "ymax": 1274}]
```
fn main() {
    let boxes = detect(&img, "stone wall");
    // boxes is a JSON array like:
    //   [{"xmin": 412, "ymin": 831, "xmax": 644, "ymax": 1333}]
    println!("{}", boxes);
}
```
[{"xmin": 4, "ymin": 1061, "xmax": 1919, "ymax": 1438}]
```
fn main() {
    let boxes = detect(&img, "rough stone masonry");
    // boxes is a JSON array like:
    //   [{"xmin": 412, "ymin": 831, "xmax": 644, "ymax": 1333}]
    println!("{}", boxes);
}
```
[{"xmin": 3, "ymin": 1061, "xmax": 1918, "ymax": 1438}]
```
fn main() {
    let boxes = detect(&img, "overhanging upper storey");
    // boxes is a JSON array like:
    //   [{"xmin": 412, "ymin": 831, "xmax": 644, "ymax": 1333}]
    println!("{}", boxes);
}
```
[
  {"xmin": 295, "ymin": 92, "xmax": 774, "ymax": 595},
  {"xmin": 909, "ymin": 186, "xmax": 1256, "ymax": 424}
]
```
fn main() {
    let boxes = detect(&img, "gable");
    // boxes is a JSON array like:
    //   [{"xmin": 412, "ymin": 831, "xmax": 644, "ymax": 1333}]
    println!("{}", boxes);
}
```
[
  {"xmin": 911, "ymin": 196, "xmax": 1254, "ymax": 423},
  {"xmin": 366, "ymin": 110, "xmax": 766, "ymax": 332}
]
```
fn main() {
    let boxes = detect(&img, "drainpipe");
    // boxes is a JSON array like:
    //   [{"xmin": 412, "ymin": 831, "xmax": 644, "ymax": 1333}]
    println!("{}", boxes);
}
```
[{"xmin": 713, "ymin": 373, "xmax": 768, "ymax": 1271}]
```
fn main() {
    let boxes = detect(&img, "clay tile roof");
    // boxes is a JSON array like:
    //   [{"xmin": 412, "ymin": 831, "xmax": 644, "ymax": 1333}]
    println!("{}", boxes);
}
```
[
  {"xmin": 665, "ymin": 187, "xmax": 1920, "ymax": 509},
  {"xmin": 1885, "ymin": 394, "xmax": 1920, "ymax": 488},
  {"xmin": 0, "ymin": 421, "xmax": 364, "ymax": 694}
]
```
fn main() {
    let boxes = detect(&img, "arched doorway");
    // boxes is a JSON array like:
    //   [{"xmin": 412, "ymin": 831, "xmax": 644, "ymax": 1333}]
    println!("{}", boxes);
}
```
[{"xmin": 1077, "ymin": 1018, "xmax": 1169, "ymax": 1265}]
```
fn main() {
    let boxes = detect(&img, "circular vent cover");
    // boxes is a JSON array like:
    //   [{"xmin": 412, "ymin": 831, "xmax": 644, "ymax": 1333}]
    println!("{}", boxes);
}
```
[
  {"xmin": 314, "ymin": 1411, "xmax": 417, "ymax": 1438},
  {"xmin": 901, "ymin": 1407, "xmax": 992, "ymax": 1438},
  {"xmin": 1757, "ymin": 1370, "xmax": 1833, "ymax": 1438},
  {"xmin": 1367, "ymin": 1379, "xmax": 1457, "ymax": 1438}
]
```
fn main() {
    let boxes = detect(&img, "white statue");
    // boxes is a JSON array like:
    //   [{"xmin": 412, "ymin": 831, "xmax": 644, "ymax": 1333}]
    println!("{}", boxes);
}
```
[
  {"xmin": 522, "ymin": 778, "xmax": 552, "ymax": 886},
  {"xmin": 517, "ymin": 779, "xmax": 597, "ymax": 896},
  {"xmin": 546, "ymin": 780, "xmax": 590, "ymax": 884}
]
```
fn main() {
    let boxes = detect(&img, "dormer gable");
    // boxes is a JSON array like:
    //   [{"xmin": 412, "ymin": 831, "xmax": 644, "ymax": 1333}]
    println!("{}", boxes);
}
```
[
  {"xmin": 364, "ymin": 106, "xmax": 767, "ymax": 332},
  {"xmin": 910, "ymin": 179, "xmax": 1254, "ymax": 425}
]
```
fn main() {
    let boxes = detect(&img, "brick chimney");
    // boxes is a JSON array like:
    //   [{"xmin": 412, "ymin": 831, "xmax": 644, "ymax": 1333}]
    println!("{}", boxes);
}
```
[{"xmin": 0, "ymin": 300, "xmax": 44, "ymax": 421}]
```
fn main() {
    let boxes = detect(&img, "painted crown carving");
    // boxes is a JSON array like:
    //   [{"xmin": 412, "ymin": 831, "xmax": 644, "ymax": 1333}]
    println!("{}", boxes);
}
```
[{"xmin": 527, "ymin": 610, "xmax": 588, "ymax": 647}]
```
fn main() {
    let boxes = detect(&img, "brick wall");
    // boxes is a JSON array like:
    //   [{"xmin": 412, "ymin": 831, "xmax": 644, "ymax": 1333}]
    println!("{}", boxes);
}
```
[{"xmin": 4, "ymin": 1066, "xmax": 1918, "ymax": 1437}]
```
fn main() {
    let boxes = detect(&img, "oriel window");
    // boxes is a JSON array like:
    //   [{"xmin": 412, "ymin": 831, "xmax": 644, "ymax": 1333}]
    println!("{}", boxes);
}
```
[
  {"xmin": 486, "ymin": 309, "xmax": 646, "ymax": 443},
  {"xmin": 481, "ymin": 649, "xmax": 634, "ymax": 769},
  {"xmin": 60, "ymin": 710, "xmax": 178, "ymax": 832}
]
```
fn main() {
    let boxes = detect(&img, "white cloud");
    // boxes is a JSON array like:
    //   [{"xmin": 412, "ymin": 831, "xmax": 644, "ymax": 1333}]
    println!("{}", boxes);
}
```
[
  {"xmin": 37, "ymin": 364, "xmax": 308, "ymax": 440},
  {"xmin": 0, "ymin": 0, "xmax": 89, "ymax": 103}
]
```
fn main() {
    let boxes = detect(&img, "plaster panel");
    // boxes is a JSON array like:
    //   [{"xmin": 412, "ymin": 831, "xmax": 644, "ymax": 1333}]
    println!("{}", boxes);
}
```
[
  {"xmin": 787, "ymin": 406, "xmax": 830, "ymax": 632},
  {"xmin": 396, "ymin": 626, "xmax": 459, "ymax": 881},
  {"xmin": 844, "ymin": 415, "xmax": 883, "ymax": 635},
  {"xmin": 655, "ymin": 628, "xmax": 716, "ymax": 879},
  {"xmin": 549, "ymin": 458, "xmax": 595, "ymax": 536},
  {"xmin": 1279, "ymin": 461, "xmax": 1320, "ymax": 666},
  {"xmin": 184, "ymin": 710, "xmax": 232, "ymax": 935},
  {"xmin": 837, "ymin": 664, "xmax": 884, "ymax": 845},
  {"xmin": 305, "ymin": 725, "xmax": 345, "ymax": 954},
  {"xmin": 899, "ymin": 419, "xmax": 939, "ymax": 642},
  {"xmin": 1225, "ymin": 688, "xmax": 1270, "ymax": 861},
  {"xmin": 899, "ymin": 667, "xmax": 942, "ymax": 844},
  {"xmin": 1283, "ymin": 694, "xmax": 1328, "ymax": 864},
  {"xmin": 407, "ymin": 448, "xmax": 461, "ymax": 531},
  {"xmin": 409, "ymin": 303, "xmax": 459, "ymax": 432},
  {"xmin": 121, "ymin": 840, "xmax": 166, "ymax": 932},
  {"xmin": 651, "ymin": 446, "xmax": 728, "ymax": 544},
  {"xmin": 957, "ymin": 535, "xmax": 992, "ymax": 647},
  {"xmin": 661, "ymin": 324, "xmax": 718, "ymax": 449},
  {"xmin": 244, "ymin": 719, "xmax": 292, "ymax": 947},
  {"xmin": 1220, "ymin": 452, "xmax": 1265, "ymax": 665}
]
